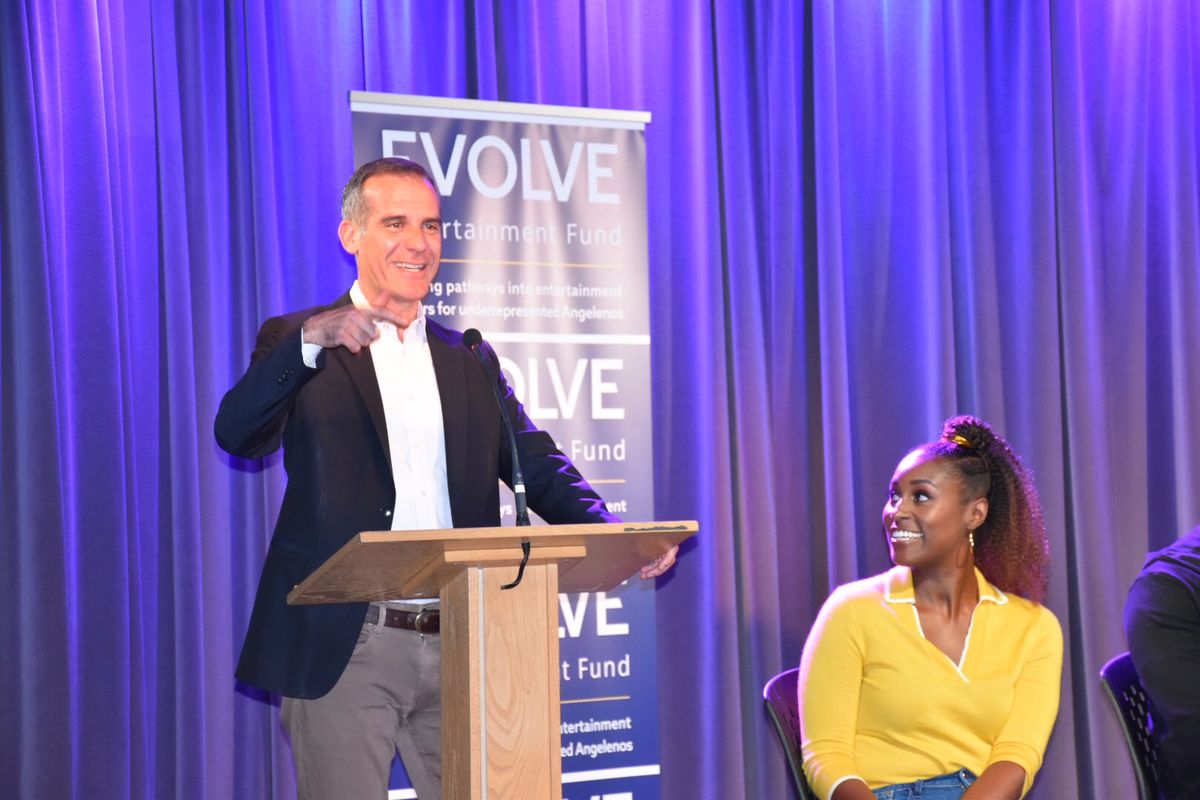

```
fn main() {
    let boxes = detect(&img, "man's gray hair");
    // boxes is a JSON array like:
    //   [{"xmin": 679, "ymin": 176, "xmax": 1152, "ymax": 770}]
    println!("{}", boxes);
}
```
[{"xmin": 340, "ymin": 157, "xmax": 437, "ymax": 229}]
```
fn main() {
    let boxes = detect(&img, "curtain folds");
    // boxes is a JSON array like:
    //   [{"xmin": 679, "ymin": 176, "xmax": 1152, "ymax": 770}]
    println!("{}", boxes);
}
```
[{"xmin": 2, "ymin": 1, "xmax": 1197, "ymax": 798}]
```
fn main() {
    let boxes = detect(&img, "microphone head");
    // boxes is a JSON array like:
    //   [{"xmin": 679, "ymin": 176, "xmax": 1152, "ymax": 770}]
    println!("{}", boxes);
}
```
[{"xmin": 463, "ymin": 328, "xmax": 482, "ymax": 349}]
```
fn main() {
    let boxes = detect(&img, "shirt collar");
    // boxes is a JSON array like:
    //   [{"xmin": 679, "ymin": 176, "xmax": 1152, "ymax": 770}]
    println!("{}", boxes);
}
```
[
  {"xmin": 883, "ymin": 565, "xmax": 1008, "ymax": 606},
  {"xmin": 349, "ymin": 280, "xmax": 427, "ymax": 343}
]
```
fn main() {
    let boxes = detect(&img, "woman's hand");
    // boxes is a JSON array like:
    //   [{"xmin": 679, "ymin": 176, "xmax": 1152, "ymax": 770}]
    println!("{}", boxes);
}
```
[{"xmin": 961, "ymin": 762, "xmax": 1025, "ymax": 800}]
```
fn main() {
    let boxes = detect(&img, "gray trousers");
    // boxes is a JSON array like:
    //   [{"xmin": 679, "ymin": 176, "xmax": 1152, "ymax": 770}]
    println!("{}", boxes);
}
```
[{"xmin": 282, "ymin": 610, "xmax": 442, "ymax": 799}]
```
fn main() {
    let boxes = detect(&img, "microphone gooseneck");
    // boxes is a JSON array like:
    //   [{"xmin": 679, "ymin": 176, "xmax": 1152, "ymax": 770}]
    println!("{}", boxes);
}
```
[{"xmin": 463, "ymin": 329, "xmax": 532, "ymax": 589}]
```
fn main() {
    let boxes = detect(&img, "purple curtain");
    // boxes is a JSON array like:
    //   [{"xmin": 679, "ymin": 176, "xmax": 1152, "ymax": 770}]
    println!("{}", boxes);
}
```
[{"xmin": 2, "ymin": 1, "xmax": 1197, "ymax": 798}]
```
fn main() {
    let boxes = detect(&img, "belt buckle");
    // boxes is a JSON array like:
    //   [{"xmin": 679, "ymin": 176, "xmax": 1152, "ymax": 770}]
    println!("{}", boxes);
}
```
[{"xmin": 414, "ymin": 608, "xmax": 439, "ymax": 634}]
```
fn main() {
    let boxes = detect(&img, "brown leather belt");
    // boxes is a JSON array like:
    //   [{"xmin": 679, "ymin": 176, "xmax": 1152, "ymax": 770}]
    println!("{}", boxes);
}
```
[{"xmin": 366, "ymin": 604, "xmax": 440, "ymax": 634}]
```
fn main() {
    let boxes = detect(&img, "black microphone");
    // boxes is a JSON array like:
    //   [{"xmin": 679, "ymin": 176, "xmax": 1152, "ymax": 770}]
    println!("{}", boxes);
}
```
[{"xmin": 464, "ymin": 328, "xmax": 530, "ymax": 529}]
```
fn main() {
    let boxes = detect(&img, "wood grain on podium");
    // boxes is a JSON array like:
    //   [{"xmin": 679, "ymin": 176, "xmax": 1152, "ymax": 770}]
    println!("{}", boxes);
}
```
[
  {"xmin": 441, "ymin": 569, "xmax": 481, "ymax": 799},
  {"xmin": 442, "ymin": 564, "xmax": 564, "ymax": 799}
]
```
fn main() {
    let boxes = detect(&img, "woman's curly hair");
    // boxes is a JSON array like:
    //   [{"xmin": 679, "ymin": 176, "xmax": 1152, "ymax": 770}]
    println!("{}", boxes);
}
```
[{"xmin": 918, "ymin": 415, "xmax": 1050, "ymax": 603}]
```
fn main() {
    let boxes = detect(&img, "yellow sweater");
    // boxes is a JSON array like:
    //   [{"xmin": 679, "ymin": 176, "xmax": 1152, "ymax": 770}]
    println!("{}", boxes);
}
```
[{"xmin": 798, "ymin": 567, "xmax": 1062, "ymax": 800}]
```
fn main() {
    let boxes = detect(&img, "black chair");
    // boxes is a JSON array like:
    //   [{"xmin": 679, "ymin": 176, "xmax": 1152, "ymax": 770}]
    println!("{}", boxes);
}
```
[
  {"xmin": 1099, "ymin": 651, "xmax": 1163, "ymax": 800},
  {"xmin": 763, "ymin": 667, "xmax": 818, "ymax": 800}
]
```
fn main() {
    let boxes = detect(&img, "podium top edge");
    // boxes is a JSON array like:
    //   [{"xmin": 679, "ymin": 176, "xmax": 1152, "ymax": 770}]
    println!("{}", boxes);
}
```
[
  {"xmin": 348, "ymin": 91, "xmax": 651, "ymax": 128},
  {"xmin": 357, "ymin": 520, "xmax": 697, "ymax": 542}
]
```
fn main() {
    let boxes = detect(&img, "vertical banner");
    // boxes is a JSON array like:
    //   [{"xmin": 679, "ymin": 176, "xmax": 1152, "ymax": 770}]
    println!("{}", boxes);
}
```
[{"xmin": 350, "ymin": 92, "xmax": 657, "ymax": 800}]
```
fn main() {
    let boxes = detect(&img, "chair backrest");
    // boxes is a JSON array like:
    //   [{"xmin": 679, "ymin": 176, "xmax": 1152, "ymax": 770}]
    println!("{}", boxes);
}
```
[
  {"xmin": 763, "ymin": 667, "xmax": 818, "ymax": 800},
  {"xmin": 1099, "ymin": 651, "xmax": 1163, "ymax": 800}
]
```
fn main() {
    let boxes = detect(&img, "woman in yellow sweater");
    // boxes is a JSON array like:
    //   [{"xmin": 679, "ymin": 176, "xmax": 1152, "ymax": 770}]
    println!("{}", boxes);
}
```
[{"xmin": 799, "ymin": 415, "xmax": 1062, "ymax": 800}]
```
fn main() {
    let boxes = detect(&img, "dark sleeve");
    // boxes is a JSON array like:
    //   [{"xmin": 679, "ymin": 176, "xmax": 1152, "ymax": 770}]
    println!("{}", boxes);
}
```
[
  {"xmin": 213, "ymin": 316, "xmax": 323, "ymax": 459},
  {"xmin": 481, "ymin": 340, "xmax": 619, "ymax": 525},
  {"xmin": 1124, "ymin": 568, "xmax": 1200, "ymax": 796}
]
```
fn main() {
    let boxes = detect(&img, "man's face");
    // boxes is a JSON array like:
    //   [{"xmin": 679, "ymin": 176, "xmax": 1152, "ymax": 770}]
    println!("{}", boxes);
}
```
[{"xmin": 339, "ymin": 173, "xmax": 442, "ymax": 307}]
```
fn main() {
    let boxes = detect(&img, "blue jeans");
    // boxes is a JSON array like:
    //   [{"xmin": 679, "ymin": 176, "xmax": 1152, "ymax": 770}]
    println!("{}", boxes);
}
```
[{"xmin": 872, "ymin": 769, "xmax": 977, "ymax": 800}]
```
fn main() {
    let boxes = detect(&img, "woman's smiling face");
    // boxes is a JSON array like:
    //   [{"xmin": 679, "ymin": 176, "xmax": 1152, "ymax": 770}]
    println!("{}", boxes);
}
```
[{"xmin": 882, "ymin": 449, "xmax": 987, "ymax": 569}]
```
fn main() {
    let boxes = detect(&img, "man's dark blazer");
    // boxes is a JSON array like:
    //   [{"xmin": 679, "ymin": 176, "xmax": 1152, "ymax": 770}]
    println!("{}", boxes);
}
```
[{"xmin": 215, "ymin": 294, "xmax": 617, "ymax": 699}]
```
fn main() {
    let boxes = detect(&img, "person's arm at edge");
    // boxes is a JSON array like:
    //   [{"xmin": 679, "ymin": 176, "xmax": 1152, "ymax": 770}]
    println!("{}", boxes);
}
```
[{"xmin": 1125, "ymin": 569, "xmax": 1200, "ymax": 793}]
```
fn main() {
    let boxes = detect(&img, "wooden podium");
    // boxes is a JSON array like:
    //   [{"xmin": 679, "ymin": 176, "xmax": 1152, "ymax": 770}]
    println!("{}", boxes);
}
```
[{"xmin": 287, "ymin": 520, "xmax": 697, "ymax": 800}]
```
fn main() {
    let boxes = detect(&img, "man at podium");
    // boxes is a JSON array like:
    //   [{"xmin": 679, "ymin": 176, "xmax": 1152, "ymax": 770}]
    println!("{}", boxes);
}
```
[{"xmin": 214, "ymin": 157, "xmax": 677, "ymax": 799}]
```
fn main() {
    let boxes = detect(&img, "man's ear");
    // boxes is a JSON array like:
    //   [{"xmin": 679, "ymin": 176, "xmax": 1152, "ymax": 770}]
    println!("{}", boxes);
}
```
[{"xmin": 338, "ymin": 219, "xmax": 360, "ymax": 255}]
